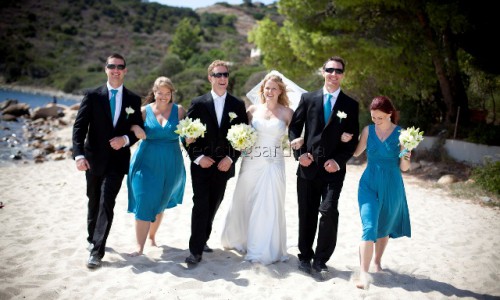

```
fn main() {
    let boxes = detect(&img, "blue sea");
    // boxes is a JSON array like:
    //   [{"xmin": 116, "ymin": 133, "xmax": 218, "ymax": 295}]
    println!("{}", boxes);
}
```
[{"xmin": 0, "ymin": 88, "xmax": 80, "ymax": 166}]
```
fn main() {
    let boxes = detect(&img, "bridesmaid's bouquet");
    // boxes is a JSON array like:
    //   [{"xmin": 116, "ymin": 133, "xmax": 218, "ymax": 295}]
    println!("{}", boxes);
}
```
[
  {"xmin": 398, "ymin": 126, "xmax": 424, "ymax": 159},
  {"xmin": 226, "ymin": 123, "xmax": 257, "ymax": 152},
  {"xmin": 175, "ymin": 117, "xmax": 207, "ymax": 139}
]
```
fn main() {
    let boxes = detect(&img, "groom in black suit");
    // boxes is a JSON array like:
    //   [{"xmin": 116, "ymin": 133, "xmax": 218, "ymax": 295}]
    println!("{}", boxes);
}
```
[
  {"xmin": 289, "ymin": 56, "xmax": 359, "ymax": 275},
  {"xmin": 72, "ymin": 53, "xmax": 143, "ymax": 269},
  {"xmin": 184, "ymin": 60, "xmax": 248, "ymax": 265}
]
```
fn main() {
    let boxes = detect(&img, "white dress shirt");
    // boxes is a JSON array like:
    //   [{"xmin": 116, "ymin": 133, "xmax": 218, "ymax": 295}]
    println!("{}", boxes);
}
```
[{"xmin": 211, "ymin": 90, "xmax": 227, "ymax": 126}]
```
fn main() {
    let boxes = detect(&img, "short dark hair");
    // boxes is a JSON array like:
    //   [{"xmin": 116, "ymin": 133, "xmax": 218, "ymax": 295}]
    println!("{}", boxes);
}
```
[
  {"xmin": 106, "ymin": 53, "xmax": 126, "ymax": 67},
  {"xmin": 322, "ymin": 56, "xmax": 345, "ymax": 70}
]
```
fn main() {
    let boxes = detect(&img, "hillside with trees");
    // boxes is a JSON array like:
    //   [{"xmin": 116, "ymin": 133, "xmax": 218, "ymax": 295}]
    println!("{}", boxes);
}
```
[
  {"xmin": 1, "ymin": 0, "xmax": 498, "ymax": 145},
  {"xmin": 0, "ymin": 0, "xmax": 279, "ymax": 105}
]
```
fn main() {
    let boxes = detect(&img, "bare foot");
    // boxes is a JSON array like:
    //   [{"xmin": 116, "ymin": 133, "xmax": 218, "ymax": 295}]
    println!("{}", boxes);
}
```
[
  {"xmin": 355, "ymin": 271, "xmax": 370, "ymax": 289},
  {"xmin": 373, "ymin": 263, "xmax": 383, "ymax": 272},
  {"xmin": 149, "ymin": 238, "xmax": 158, "ymax": 247},
  {"xmin": 128, "ymin": 251, "xmax": 143, "ymax": 257}
]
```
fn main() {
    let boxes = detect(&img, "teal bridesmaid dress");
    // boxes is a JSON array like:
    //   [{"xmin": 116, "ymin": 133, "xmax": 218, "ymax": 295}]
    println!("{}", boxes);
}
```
[
  {"xmin": 127, "ymin": 103, "xmax": 186, "ymax": 222},
  {"xmin": 358, "ymin": 124, "xmax": 411, "ymax": 242}
]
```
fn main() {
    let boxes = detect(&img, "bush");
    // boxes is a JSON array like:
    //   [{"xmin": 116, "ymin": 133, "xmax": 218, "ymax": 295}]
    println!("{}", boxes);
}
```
[
  {"xmin": 471, "ymin": 159, "xmax": 500, "ymax": 195},
  {"xmin": 63, "ymin": 75, "xmax": 81, "ymax": 93}
]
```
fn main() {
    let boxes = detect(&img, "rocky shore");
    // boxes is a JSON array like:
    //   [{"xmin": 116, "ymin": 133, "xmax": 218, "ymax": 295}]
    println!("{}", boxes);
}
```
[{"xmin": 0, "ymin": 93, "xmax": 78, "ymax": 164}]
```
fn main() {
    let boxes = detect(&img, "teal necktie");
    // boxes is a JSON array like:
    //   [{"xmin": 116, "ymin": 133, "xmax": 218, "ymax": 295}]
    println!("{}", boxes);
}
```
[
  {"xmin": 324, "ymin": 94, "xmax": 332, "ymax": 123},
  {"xmin": 110, "ymin": 89, "xmax": 118, "ymax": 120}
]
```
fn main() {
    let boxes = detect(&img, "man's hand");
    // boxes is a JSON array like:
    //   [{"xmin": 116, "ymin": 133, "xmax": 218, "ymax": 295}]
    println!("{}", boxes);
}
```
[
  {"xmin": 290, "ymin": 137, "xmax": 304, "ymax": 150},
  {"xmin": 131, "ymin": 125, "xmax": 146, "ymax": 140},
  {"xmin": 76, "ymin": 158, "xmax": 90, "ymax": 171},
  {"xmin": 324, "ymin": 159, "xmax": 339, "ymax": 173},
  {"xmin": 299, "ymin": 153, "xmax": 314, "ymax": 167},
  {"xmin": 199, "ymin": 156, "xmax": 215, "ymax": 168},
  {"xmin": 109, "ymin": 136, "xmax": 126, "ymax": 150},
  {"xmin": 217, "ymin": 156, "xmax": 233, "ymax": 172}
]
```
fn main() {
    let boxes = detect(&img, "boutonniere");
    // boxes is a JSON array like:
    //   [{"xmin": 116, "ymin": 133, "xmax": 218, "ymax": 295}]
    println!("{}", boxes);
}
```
[
  {"xmin": 125, "ymin": 106, "xmax": 135, "ymax": 119},
  {"xmin": 228, "ymin": 112, "xmax": 237, "ymax": 122},
  {"xmin": 336, "ymin": 111, "xmax": 347, "ymax": 123}
]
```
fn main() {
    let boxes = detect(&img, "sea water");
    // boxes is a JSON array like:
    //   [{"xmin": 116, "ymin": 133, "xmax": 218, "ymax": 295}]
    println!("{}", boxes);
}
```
[{"xmin": 0, "ymin": 88, "xmax": 80, "ymax": 166}]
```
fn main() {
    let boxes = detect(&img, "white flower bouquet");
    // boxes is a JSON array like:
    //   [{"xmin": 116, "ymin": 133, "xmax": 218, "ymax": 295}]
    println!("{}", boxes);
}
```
[
  {"xmin": 398, "ymin": 126, "xmax": 424, "ymax": 159},
  {"xmin": 174, "ymin": 117, "xmax": 207, "ymax": 139},
  {"xmin": 226, "ymin": 123, "xmax": 257, "ymax": 152}
]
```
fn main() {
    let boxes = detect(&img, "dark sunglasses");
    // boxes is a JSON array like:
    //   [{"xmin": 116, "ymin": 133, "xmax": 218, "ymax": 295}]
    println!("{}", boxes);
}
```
[
  {"xmin": 210, "ymin": 72, "xmax": 229, "ymax": 78},
  {"xmin": 106, "ymin": 64, "xmax": 126, "ymax": 70},
  {"xmin": 324, "ymin": 67, "xmax": 344, "ymax": 75}
]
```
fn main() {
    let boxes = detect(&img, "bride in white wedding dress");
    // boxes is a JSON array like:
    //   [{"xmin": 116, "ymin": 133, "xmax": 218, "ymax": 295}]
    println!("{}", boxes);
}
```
[{"xmin": 221, "ymin": 73, "xmax": 298, "ymax": 265}]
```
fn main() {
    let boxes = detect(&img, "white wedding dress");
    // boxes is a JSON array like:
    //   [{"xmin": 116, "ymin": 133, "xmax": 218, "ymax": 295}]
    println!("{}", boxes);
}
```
[{"xmin": 221, "ymin": 116, "xmax": 289, "ymax": 265}]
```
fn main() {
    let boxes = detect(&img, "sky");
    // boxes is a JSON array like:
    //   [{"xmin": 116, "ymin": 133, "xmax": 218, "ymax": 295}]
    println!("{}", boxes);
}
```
[{"xmin": 152, "ymin": 0, "xmax": 277, "ymax": 10}]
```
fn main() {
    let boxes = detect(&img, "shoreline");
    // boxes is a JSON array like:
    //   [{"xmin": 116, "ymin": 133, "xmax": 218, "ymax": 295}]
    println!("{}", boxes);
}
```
[{"xmin": 0, "ymin": 83, "xmax": 81, "ymax": 101}]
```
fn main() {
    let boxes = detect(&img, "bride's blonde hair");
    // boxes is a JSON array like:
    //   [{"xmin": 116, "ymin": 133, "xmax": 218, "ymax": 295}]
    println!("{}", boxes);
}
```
[{"xmin": 258, "ymin": 74, "xmax": 290, "ymax": 108}]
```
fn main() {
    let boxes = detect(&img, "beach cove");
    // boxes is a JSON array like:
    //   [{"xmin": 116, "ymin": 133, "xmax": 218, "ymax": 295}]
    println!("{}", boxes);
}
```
[{"xmin": 0, "ymin": 149, "xmax": 499, "ymax": 299}]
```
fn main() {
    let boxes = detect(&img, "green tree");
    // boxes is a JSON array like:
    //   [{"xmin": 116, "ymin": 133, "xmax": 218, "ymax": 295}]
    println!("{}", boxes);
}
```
[
  {"xmin": 169, "ymin": 18, "xmax": 202, "ymax": 62},
  {"xmin": 250, "ymin": 0, "xmax": 498, "ymax": 125}
]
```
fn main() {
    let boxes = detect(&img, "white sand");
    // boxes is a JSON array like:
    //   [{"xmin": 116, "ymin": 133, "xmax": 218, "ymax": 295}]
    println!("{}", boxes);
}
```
[{"xmin": 1, "ymin": 150, "xmax": 499, "ymax": 299}]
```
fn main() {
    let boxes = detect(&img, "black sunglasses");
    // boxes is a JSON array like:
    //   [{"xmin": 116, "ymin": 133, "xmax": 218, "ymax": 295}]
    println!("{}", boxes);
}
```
[
  {"xmin": 324, "ymin": 67, "xmax": 344, "ymax": 75},
  {"xmin": 106, "ymin": 64, "xmax": 126, "ymax": 70},
  {"xmin": 210, "ymin": 72, "xmax": 229, "ymax": 78}
]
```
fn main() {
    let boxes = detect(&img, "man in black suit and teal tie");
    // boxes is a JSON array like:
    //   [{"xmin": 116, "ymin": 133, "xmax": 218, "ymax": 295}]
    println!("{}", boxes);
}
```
[
  {"xmin": 72, "ymin": 53, "xmax": 143, "ymax": 269},
  {"xmin": 289, "ymin": 56, "xmax": 360, "ymax": 277},
  {"xmin": 184, "ymin": 60, "xmax": 248, "ymax": 265}
]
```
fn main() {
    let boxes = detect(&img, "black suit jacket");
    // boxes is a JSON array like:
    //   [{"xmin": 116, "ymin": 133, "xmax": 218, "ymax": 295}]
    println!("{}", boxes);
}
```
[
  {"xmin": 185, "ymin": 92, "xmax": 248, "ymax": 180},
  {"xmin": 289, "ymin": 89, "xmax": 359, "ymax": 181},
  {"xmin": 72, "ymin": 85, "xmax": 143, "ymax": 176}
]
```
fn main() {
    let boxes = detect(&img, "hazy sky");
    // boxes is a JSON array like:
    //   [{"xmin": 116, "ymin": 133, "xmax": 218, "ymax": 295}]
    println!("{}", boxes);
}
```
[{"xmin": 152, "ymin": 0, "xmax": 277, "ymax": 10}]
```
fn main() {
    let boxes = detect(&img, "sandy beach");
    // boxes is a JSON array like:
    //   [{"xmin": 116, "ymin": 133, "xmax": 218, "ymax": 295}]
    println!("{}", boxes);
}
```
[{"xmin": 1, "ymin": 144, "xmax": 499, "ymax": 299}]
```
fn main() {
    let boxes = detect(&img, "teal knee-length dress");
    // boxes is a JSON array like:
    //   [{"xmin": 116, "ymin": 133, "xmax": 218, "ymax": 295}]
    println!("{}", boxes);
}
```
[
  {"xmin": 358, "ymin": 125, "xmax": 411, "ymax": 242},
  {"xmin": 127, "ymin": 103, "xmax": 186, "ymax": 222}
]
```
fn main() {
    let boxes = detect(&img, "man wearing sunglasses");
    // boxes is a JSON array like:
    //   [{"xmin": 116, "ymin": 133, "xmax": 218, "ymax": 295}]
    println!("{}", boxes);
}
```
[
  {"xmin": 184, "ymin": 60, "xmax": 248, "ymax": 265},
  {"xmin": 73, "ymin": 53, "xmax": 143, "ymax": 269},
  {"xmin": 289, "ymin": 56, "xmax": 359, "ymax": 278}
]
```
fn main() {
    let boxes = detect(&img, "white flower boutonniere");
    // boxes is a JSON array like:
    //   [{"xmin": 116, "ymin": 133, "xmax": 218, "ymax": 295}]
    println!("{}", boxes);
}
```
[
  {"xmin": 229, "ymin": 112, "xmax": 237, "ymax": 122},
  {"xmin": 336, "ymin": 111, "xmax": 347, "ymax": 123},
  {"xmin": 125, "ymin": 106, "xmax": 135, "ymax": 119}
]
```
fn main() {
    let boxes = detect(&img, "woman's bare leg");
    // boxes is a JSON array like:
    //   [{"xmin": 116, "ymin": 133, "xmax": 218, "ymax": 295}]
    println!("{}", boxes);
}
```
[
  {"xmin": 373, "ymin": 236, "xmax": 389, "ymax": 272},
  {"xmin": 356, "ymin": 241, "xmax": 374, "ymax": 289},
  {"xmin": 148, "ymin": 213, "xmax": 164, "ymax": 247},
  {"xmin": 129, "ymin": 220, "xmax": 150, "ymax": 256}
]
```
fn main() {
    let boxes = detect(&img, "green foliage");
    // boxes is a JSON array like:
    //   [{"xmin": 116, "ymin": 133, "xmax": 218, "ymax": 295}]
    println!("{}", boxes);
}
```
[
  {"xmin": 251, "ymin": 0, "xmax": 499, "ymax": 141},
  {"xmin": 63, "ymin": 75, "xmax": 82, "ymax": 93},
  {"xmin": 472, "ymin": 160, "xmax": 500, "ymax": 195},
  {"xmin": 187, "ymin": 49, "xmax": 225, "ymax": 69},
  {"xmin": 172, "ymin": 68, "xmax": 211, "ymax": 106},
  {"xmin": 169, "ymin": 18, "xmax": 202, "ymax": 61},
  {"xmin": 462, "ymin": 123, "xmax": 500, "ymax": 146}
]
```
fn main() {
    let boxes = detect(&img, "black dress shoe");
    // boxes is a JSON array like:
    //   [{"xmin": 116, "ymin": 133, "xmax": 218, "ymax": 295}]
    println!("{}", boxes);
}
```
[
  {"xmin": 312, "ymin": 260, "xmax": 329, "ymax": 273},
  {"xmin": 185, "ymin": 254, "xmax": 202, "ymax": 265},
  {"xmin": 87, "ymin": 255, "xmax": 102, "ymax": 269},
  {"xmin": 203, "ymin": 244, "xmax": 213, "ymax": 253},
  {"xmin": 298, "ymin": 260, "xmax": 312, "ymax": 274}
]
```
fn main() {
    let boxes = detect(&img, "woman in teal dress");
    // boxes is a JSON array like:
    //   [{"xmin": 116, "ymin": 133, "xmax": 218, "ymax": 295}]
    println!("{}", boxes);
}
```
[
  {"xmin": 127, "ymin": 76, "xmax": 186, "ymax": 256},
  {"xmin": 345, "ymin": 96, "xmax": 411, "ymax": 289}
]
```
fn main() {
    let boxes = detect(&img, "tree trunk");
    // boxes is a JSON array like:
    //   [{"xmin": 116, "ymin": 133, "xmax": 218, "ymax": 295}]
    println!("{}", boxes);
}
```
[{"xmin": 415, "ymin": 4, "xmax": 469, "ymax": 124}]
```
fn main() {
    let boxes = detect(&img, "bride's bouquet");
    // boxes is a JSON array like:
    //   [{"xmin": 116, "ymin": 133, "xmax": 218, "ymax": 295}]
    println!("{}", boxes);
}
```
[
  {"xmin": 398, "ymin": 126, "xmax": 424, "ymax": 159},
  {"xmin": 226, "ymin": 123, "xmax": 257, "ymax": 152},
  {"xmin": 175, "ymin": 117, "xmax": 207, "ymax": 139}
]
